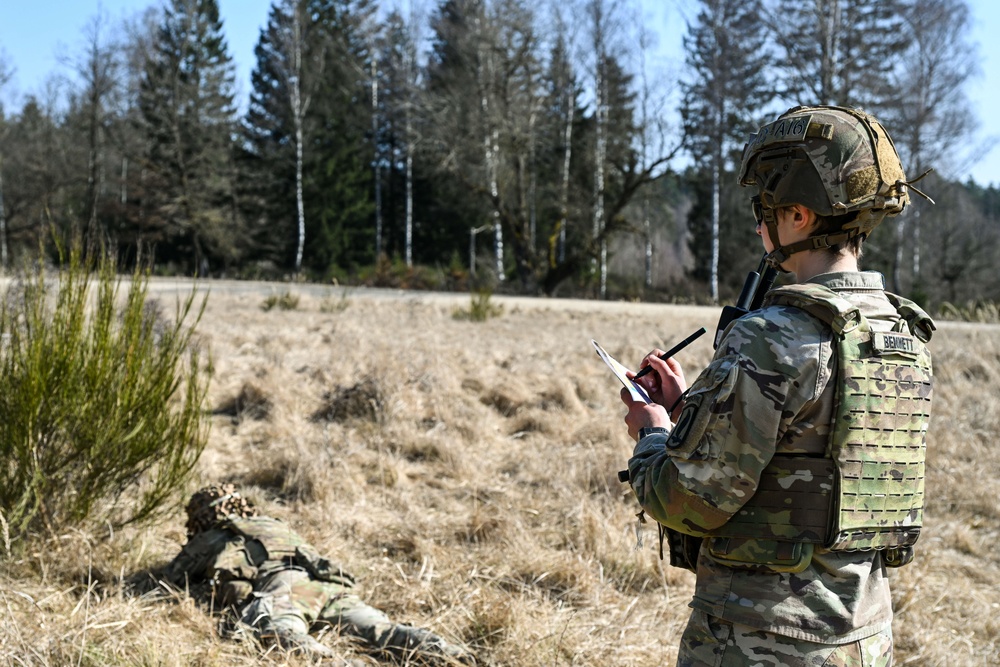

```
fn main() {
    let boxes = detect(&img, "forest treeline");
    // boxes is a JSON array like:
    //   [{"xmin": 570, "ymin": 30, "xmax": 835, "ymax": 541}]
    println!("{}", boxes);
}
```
[{"xmin": 0, "ymin": 0, "xmax": 998, "ymax": 308}]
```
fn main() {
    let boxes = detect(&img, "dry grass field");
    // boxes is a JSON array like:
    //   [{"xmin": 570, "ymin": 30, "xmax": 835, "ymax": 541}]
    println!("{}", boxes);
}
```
[{"xmin": 1, "ymin": 282, "xmax": 998, "ymax": 666}]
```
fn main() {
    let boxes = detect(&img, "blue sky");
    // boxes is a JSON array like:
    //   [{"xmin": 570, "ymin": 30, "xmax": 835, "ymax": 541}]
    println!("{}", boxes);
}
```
[{"xmin": 1, "ymin": 0, "xmax": 998, "ymax": 186}]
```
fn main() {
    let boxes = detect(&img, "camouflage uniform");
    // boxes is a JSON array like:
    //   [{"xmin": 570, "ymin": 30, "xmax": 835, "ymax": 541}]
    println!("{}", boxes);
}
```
[
  {"xmin": 628, "ymin": 271, "xmax": 931, "ymax": 666},
  {"xmin": 164, "ymin": 492, "xmax": 472, "ymax": 664}
]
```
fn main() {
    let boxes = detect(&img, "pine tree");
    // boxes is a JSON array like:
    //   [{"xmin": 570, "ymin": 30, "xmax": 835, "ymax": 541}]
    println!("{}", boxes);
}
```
[
  {"xmin": 301, "ymin": 0, "xmax": 377, "ymax": 275},
  {"xmin": 139, "ymin": 0, "xmax": 241, "ymax": 275},
  {"xmin": 0, "ymin": 54, "xmax": 13, "ymax": 269},
  {"xmin": 0, "ymin": 98, "xmax": 74, "ymax": 254},
  {"xmin": 423, "ymin": 0, "xmax": 507, "ymax": 284},
  {"xmin": 681, "ymin": 0, "xmax": 770, "ymax": 302}
]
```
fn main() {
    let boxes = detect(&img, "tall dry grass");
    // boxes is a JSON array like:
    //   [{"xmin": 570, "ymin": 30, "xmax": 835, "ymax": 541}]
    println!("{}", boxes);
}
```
[{"xmin": 1, "ymin": 285, "xmax": 997, "ymax": 666}]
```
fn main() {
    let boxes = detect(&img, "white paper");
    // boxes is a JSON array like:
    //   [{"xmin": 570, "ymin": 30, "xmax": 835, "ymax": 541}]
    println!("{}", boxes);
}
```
[{"xmin": 591, "ymin": 340, "xmax": 652, "ymax": 404}]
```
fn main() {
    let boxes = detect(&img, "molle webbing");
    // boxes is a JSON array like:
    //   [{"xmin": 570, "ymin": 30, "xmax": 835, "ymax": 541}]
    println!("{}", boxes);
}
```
[
  {"xmin": 707, "ymin": 455, "xmax": 834, "ymax": 544},
  {"xmin": 825, "ymin": 301, "xmax": 932, "ymax": 550},
  {"xmin": 711, "ymin": 285, "xmax": 932, "ymax": 551}
]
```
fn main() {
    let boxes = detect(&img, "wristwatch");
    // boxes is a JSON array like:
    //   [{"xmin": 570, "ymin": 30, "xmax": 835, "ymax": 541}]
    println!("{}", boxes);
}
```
[{"xmin": 638, "ymin": 426, "xmax": 670, "ymax": 440}]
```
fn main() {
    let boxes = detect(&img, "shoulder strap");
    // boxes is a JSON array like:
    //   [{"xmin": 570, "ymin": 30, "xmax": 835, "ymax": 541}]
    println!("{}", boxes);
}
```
[
  {"xmin": 764, "ymin": 283, "xmax": 862, "ymax": 335},
  {"xmin": 885, "ymin": 293, "xmax": 936, "ymax": 342}
]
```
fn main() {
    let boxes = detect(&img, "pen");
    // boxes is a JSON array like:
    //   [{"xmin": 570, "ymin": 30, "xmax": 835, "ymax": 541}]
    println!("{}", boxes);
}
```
[{"xmin": 631, "ymin": 327, "xmax": 707, "ymax": 381}]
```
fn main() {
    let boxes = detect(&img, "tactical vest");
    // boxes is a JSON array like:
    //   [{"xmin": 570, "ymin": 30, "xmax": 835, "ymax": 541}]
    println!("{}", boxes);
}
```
[{"xmin": 703, "ymin": 284, "xmax": 934, "ymax": 572}]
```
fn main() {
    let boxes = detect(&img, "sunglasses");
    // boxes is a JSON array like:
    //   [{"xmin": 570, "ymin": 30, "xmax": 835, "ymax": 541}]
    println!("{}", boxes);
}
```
[{"xmin": 751, "ymin": 195, "xmax": 764, "ymax": 228}]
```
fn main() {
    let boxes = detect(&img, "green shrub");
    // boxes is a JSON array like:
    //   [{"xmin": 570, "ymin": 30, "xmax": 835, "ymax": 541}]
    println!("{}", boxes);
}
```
[
  {"xmin": 0, "ymin": 246, "xmax": 209, "ymax": 544},
  {"xmin": 261, "ymin": 290, "xmax": 300, "ymax": 311},
  {"xmin": 453, "ymin": 289, "xmax": 504, "ymax": 322}
]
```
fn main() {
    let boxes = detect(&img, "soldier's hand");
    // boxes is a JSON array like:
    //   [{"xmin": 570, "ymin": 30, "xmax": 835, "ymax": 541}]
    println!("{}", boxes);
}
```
[
  {"xmin": 631, "ymin": 348, "xmax": 687, "ymax": 420},
  {"xmin": 620, "ymin": 388, "xmax": 671, "ymax": 442}
]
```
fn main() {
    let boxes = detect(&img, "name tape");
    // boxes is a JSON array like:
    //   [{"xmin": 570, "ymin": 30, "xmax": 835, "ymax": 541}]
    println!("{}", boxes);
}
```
[{"xmin": 872, "ymin": 332, "xmax": 919, "ymax": 356}]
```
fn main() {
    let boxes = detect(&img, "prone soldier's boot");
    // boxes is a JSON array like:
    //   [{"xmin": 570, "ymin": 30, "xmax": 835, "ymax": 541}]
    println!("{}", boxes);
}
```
[
  {"xmin": 375, "ymin": 624, "xmax": 475, "ymax": 665},
  {"xmin": 259, "ymin": 621, "xmax": 338, "ymax": 659}
]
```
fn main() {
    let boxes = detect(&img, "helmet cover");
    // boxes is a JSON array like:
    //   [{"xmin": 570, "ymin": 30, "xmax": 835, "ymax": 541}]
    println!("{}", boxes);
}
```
[
  {"xmin": 738, "ymin": 105, "xmax": 910, "ymax": 264},
  {"xmin": 185, "ymin": 484, "xmax": 259, "ymax": 536}
]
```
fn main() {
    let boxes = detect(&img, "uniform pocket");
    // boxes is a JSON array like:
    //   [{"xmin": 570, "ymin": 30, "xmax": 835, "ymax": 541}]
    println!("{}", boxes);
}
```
[
  {"xmin": 679, "ymin": 610, "xmax": 732, "ymax": 667},
  {"xmin": 706, "ymin": 536, "xmax": 814, "ymax": 573}
]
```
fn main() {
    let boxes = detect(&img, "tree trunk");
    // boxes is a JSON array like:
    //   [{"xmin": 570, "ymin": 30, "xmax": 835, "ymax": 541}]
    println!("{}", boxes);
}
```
[
  {"xmin": 892, "ymin": 216, "xmax": 906, "ymax": 294},
  {"xmin": 372, "ymin": 52, "xmax": 383, "ymax": 259},
  {"xmin": 476, "ymin": 14, "xmax": 504, "ymax": 282},
  {"xmin": 644, "ymin": 196, "xmax": 652, "ymax": 287},
  {"xmin": 593, "ymin": 53, "xmax": 607, "ymax": 298},
  {"xmin": 820, "ymin": 0, "xmax": 842, "ymax": 104},
  {"xmin": 290, "ymin": 7, "xmax": 306, "ymax": 274},
  {"xmin": 405, "ymin": 139, "xmax": 414, "ymax": 268},
  {"xmin": 557, "ymin": 87, "xmax": 573, "ymax": 265},
  {"xmin": 404, "ymin": 22, "xmax": 415, "ymax": 268},
  {"xmin": 710, "ymin": 147, "xmax": 720, "ymax": 304}
]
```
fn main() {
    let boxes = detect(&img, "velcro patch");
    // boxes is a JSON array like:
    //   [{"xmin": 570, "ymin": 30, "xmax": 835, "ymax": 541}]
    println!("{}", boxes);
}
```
[
  {"xmin": 872, "ymin": 331, "xmax": 919, "ymax": 357},
  {"xmin": 746, "ymin": 114, "xmax": 812, "ymax": 151}
]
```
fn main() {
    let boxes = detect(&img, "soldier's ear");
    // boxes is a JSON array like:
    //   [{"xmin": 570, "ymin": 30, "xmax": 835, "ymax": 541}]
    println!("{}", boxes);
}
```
[{"xmin": 790, "ymin": 205, "xmax": 816, "ymax": 233}]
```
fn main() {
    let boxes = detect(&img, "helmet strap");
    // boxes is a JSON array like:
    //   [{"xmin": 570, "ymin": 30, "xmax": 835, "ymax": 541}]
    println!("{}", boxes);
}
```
[
  {"xmin": 762, "ymin": 206, "xmax": 791, "ymax": 273},
  {"xmin": 761, "ymin": 203, "xmax": 861, "ymax": 271},
  {"xmin": 764, "ymin": 227, "xmax": 861, "ymax": 271}
]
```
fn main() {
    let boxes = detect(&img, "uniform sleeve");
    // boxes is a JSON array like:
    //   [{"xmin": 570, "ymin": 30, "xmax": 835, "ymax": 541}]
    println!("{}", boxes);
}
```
[
  {"xmin": 627, "ymin": 309, "xmax": 828, "ymax": 535},
  {"xmin": 161, "ymin": 529, "xmax": 233, "ymax": 588}
]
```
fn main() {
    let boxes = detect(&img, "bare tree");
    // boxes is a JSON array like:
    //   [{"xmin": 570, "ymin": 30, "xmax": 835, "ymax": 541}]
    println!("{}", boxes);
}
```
[
  {"xmin": 770, "ymin": 0, "xmax": 908, "ymax": 108},
  {"xmin": 546, "ymin": 6, "xmax": 577, "ymax": 268},
  {"xmin": 289, "ymin": 2, "xmax": 310, "ymax": 274},
  {"xmin": 884, "ymin": 0, "xmax": 979, "ymax": 294},
  {"xmin": 68, "ymin": 10, "xmax": 122, "ymax": 243},
  {"xmin": 399, "ymin": 1, "xmax": 426, "ymax": 267}
]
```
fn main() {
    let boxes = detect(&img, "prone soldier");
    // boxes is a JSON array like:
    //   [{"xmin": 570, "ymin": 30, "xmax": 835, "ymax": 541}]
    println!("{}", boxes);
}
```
[{"xmin": 162, "ymin": 484, "xmax": 474, "ymax": 665}]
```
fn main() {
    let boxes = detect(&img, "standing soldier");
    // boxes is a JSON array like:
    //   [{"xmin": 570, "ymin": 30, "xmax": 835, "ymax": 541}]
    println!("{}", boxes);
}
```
[
  {"xmin": 620, "ymin": 106, "xmax": 934, "ymax": 666},
  {"xmin": 163, "ymin": 484, "xmax": 474, "ymax": 665}
]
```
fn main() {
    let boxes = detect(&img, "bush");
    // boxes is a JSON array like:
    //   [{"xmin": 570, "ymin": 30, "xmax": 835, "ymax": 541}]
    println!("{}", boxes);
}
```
[
  {"xmin": 0, "ymin": 245, "xmax": 209, "ymax": 544},
  {"xmin": 453, "ymin": 289, "xmax": 504, "ymax": 322}
]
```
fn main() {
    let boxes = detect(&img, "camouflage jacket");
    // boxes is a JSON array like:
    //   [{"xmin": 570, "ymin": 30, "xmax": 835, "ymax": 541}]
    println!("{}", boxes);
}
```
[
  {"xmin": 163, "ymin": 516, "xmax": 355, "ymax": 595},
  {"xmin": 628, "ymin": 271, "xmax": 933, "ymax": 643}
]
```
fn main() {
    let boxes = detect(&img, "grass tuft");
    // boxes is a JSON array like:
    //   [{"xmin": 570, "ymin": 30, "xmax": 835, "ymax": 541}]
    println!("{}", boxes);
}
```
[{"xmin": 260, "ymin": 291, "xmax": 300, "ymax": 312}]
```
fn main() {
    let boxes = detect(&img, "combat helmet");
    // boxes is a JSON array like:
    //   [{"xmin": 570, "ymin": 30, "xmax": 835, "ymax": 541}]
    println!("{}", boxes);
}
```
[
  {"xmin": 738, "ymin": 105, "xmax": 930, "ymax": 270},
  {"xmin": 185, "ymin": 484, "xmax": 259, "ymax": 536}
]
